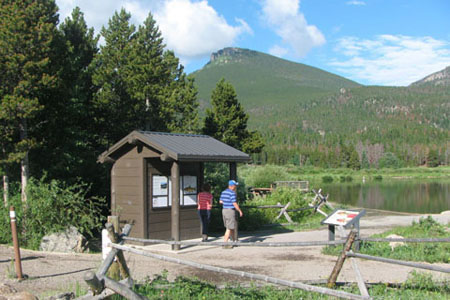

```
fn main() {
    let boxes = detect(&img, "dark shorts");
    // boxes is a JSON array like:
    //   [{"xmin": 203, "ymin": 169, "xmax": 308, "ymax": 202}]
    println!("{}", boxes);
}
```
[{"xmin": 222, "ymin": 209, "xmax": 237, "ymax": 230}]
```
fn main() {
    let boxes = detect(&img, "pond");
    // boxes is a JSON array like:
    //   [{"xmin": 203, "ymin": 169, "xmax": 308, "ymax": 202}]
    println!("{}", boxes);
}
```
[{"xmin": 319, "ymin": 179, "xmax": 450, "ymax": 214}]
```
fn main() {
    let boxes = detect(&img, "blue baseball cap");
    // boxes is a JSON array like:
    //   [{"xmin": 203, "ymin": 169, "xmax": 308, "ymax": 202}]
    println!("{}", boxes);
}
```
[{"xmin": 228, "ymin": 180, "xmax": 239, "ymax": 186}]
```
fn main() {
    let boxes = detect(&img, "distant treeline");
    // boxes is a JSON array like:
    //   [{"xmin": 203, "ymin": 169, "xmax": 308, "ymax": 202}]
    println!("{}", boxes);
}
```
[{"xmin": 251, "ymin": 86, "xmax": 449, "ymax": 168}]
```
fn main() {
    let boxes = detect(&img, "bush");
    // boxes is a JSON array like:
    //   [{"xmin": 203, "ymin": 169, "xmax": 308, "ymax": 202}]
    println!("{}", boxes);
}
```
[
  {"xmin": 322, "ymin": 175, "xmax": 333, "ymax": 183},
  {"xmin": 243, "ymin": 165, "xmax": 292, "ymax": 188},
  {"xmin": 374, "ymin": 175, "xmax": 383, "ymax": 181},
  {"xmin": 0, "ymin": 177, "xmax": 106, "ymax": 250}
]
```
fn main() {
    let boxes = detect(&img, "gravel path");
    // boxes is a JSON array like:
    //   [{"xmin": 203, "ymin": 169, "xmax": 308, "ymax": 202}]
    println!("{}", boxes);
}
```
[{"xmin": 0, "ymin": 213, "xmax": 449, "ymax": 298}]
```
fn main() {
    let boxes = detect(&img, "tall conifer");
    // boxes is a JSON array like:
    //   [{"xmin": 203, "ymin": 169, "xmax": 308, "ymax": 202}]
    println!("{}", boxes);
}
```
[
  {"xmin": 0, "ymin": 0, "xmax": 59, "ymax": 202},
  {"xmin": 203, "ymin": 78, "xmax": 264, "ymax": 153}
]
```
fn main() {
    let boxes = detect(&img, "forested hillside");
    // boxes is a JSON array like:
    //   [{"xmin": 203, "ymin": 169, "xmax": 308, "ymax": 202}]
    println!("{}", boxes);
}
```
[{"xmin": 193, "ymin": 48, "xmax": 450, "ymax": 167}]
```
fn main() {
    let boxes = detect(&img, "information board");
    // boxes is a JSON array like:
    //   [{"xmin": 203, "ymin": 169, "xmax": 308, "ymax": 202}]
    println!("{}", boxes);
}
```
[{"xmin": 321, "ymin": 209, "xmax": 365, "ymax": 228}]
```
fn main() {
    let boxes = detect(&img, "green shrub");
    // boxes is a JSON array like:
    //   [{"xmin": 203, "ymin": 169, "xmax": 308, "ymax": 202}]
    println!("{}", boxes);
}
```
[
  {"xmin": 243, "ymin": 165, "xmax": 292, "ymax": 188},
  {"xmin": 0, "ymin": 177, "xmax": 106, "ymax": 250},
  {"xmin": 322, "ymin": 175, "xmax": 333, "ymax": 183},
  {"xmin": 374, "ymin": 175, "xmax": 383, "ymax": 181},
  {"xmin": 345, "ymin": 175, "xmax": 353, "ymax": 182}
]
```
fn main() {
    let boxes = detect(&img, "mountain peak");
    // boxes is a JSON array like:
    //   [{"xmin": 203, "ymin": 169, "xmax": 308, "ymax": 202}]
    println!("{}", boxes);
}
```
[
  {"xmin": 411, "ymin": 66, "xmax": 450, "ymax": 86},
  {"xmin": 208, "ymin": 47, "xmax": 256, "ymax": 66}
]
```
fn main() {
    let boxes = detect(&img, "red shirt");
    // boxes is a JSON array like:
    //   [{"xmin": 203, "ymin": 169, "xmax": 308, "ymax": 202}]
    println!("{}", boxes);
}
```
[{"xmin": 197, "ymin": 192, "xmax": 213, "ymax": 210}]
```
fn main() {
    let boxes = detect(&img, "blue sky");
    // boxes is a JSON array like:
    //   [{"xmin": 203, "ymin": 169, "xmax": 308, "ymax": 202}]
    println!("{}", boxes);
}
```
[{"xmin": 56, "ymin": 0, "xmax": 450, "ymax": 86}]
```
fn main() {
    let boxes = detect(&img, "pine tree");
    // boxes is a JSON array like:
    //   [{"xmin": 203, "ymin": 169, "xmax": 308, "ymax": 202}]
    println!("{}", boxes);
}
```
[
  {"xmin": 203, "ymin": 78, "xmax": 264, "ymax": 153},
  {"xmin": 93, "ymin": 10, "xmax": 200, "ymax": 148},
  {"xmin": 31, "ymin": 7, "xmax": 100, "ymax": 185},
  {"xmin": 0, "ymin": 0, "xmax": 59, "ymax": 202},
  {"xmin": 92, "ymin": 9, "xmax": 136, "ymax": 147}
]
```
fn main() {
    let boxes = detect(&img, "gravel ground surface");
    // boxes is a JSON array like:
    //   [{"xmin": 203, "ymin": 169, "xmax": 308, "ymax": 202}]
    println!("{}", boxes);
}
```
[{"xmin": 0, "ymin": 213, "xmax": 449, "ymax": 298}]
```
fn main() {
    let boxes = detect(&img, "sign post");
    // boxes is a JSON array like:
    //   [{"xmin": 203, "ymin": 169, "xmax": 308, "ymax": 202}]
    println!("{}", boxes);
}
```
[
  {"xmin": 9, "ymin": 206, "xmax": 23, "ymax": 280},
  {"xmin": 321, "ymin": 209, "xmax": 366, "ymax": 250}
]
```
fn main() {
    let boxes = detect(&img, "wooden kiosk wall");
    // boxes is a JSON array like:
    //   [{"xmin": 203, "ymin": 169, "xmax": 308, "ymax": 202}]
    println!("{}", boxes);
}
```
[{"xmin": 110, "ymin": 144, "xmax": 200, "ymax": 240}]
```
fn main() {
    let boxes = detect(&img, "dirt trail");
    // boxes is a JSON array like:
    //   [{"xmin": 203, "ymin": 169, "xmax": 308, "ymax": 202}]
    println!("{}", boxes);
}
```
[{"xmin": 0, "ymin": 213, "xmax": 449, "ymax": 298}]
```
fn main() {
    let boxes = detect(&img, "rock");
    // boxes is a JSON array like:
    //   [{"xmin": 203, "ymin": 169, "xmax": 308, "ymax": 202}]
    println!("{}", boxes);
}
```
[
  {"xmin": 0, "ymin": 283, "xmax": 17, "ymax": 295},
  {"xmin": 440, "ymin": 210, "xmax": 450, "ymax": 215},
  {"xmin": 387, "ymin": 234, "xmax": 405, "ymax": 251},
  {"xmin": 40, "ymin": 226, "xmax": 87, "ymax": 253},
  {"xmin": 0, "ymin": 284, "xmax": 37, "ymax": 300}
]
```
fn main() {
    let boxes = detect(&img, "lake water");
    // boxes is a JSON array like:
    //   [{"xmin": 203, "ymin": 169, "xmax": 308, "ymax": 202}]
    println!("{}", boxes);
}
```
[{"xmin": 319, "ymin": 179, "xmax": 450, "ymax": 214}]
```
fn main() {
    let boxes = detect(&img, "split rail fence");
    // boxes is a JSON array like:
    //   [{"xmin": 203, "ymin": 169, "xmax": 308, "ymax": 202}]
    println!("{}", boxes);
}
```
[
  {"xmin": 242, "ymin": 188, "xmax": 333, "ymax": 224},
  {"xmin": 78, "ymin": 218, "xmax": 450, "ymax": 300}
]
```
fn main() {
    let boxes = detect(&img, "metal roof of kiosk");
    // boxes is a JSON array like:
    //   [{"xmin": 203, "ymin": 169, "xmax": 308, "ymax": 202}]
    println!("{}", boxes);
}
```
[{"xmin": 98, "ymin": 130, "xmax": 251, "ymax": 163}]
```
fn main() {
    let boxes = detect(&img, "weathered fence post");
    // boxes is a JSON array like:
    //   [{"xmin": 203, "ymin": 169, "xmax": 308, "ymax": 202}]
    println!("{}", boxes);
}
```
[
  {"xmin": 349, "ymin": 252, "xmax": 369, "ymax": 298},
  {"xmin": 105, "ymin": 223, "xmax": 130, "ymax": 279},
  {"xmin": 327, "ymin": 230, "xmax": 357, "ymax": 288},
  {"xmin": 84, "ymin": 271, "xmax": 104, "ymax": 295},
  {"xmin": 9, "ymin": 206, "xmax": 23, "ymax": 280},
  {"xmin": 275, "ymin": 202, "xmax": 293, "ymax": 223}
]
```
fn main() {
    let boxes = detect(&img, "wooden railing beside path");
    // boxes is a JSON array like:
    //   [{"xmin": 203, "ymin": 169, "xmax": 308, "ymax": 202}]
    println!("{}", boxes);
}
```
[{"xmin": 77, "ymin": 217, "xmax": 449, "ymax": 300}]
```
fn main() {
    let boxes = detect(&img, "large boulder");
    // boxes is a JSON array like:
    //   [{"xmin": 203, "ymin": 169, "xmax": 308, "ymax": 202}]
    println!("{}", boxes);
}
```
[
  {"xmin": 40, "ymin": 226, "xmax": 87, "ymax": 253},
  {"xmin": 386, "ymin": 234, "xmax": 405, "ymax": 251}
]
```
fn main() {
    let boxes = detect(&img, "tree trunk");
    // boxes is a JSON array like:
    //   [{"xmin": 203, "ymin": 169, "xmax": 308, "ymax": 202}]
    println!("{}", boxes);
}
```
[{"xmin": 20, "ymin": 119, "xmax": 29, "ymax": 203}]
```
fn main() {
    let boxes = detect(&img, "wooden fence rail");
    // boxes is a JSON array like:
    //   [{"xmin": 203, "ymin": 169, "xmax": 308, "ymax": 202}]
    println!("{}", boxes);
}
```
[
  {"xmin": 360, "ymin": 237, "xmax": 450, "ymax": 243},
  {"xmin": 80, "ymin": 217, "xmax": 450, "ymax": 300},
  {"xmin": 346, "ymin": 252, "xmax": 450, "ymax": 273},
  {"xmin": 122, "ymin": 236, "xmax": 347, "ymax": 247},
  {"xmin": 111, "ymin": 243, "xmax": 369, "ymax": 300}
]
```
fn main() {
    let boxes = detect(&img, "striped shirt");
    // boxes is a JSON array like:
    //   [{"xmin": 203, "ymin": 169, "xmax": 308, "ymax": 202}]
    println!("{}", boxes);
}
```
[
  {"xmin": 220, "ymin": 188, "xmax": 236, "ymax": 209},
  {"xmin": 197, "ymin": 192, "xmax": 213, "ymax": 210}
]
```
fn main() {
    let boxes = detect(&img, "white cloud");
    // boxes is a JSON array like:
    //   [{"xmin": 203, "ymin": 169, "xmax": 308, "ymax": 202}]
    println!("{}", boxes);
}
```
[
  {"xmin": 269, "ymin": 45, "xmax": 289, "ymax": 57},
  {"xmin": 346, "ymin": 1, "xmax": 366, "ymax": 6},
  {"xmin": 154, "ymin": 0, "xmax": 252, "ymax": 60},
  {"xmin": 56, "ymin": 0, "xmax": 251, "ymax": 66},
  {"xmin": 261, "ymin": 0, "xmax": 325, "ymax": 57},
  {"xmin": 330, "ymin": 35, "xmax": 450, "ymax": 86}
]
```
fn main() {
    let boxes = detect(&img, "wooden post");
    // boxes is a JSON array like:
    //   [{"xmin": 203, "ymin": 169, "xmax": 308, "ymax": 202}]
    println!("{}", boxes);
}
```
[
  {"xmin": 327, "ymin": 230, "xmax": 357, "ymax": 288},
  {"xmin": 105, "ymin": 223, "xmax": 130, "ymax": 279},
  {"xmin": 328, "ymin": 225, "xmax": 335, "ymax": 246},
  {"xmin": 354, "ymin": 221, "xmax": 361, "ymax": 251},
  {"xmin": 84, "ymin": 271, "xmax": 104, "ymax": 295},
  {"xmin": 229, "ymin": 162, "xmax": 237, "ymax": 181},
  {"xmin": 108, "ymin": 216, "xmax": 120, "ymax": 234},
  {"xmin": 103, "ymin": 276, "xmax": 146, "ymax": 300},
  {"xmin": 171, "ymin": 161, "xmax": 180, "ymax": 251},
  {"xmin": 349, "ymin": 254, "xmax": 369, "ymax": 298},
  {"xmin": 97, "ymin": 224, "xmax": 133, "ymax": 277},
  {"xmin": 3, "ymin": 175, "xmax": 8, "ymax": 207},
  {"xmin": 9, "ymin": 206, "xmax": 23, "ymax": 280}
]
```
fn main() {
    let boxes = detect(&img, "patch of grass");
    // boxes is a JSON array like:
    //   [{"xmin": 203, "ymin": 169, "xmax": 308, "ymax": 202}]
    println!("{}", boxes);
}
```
[
  {"xmin": 322, "ymin": 216, "xmax": 450, "ymax": 263},
  {"xmin": 110, "ymin": 271, "xmax": 450, "ymax": 299}
]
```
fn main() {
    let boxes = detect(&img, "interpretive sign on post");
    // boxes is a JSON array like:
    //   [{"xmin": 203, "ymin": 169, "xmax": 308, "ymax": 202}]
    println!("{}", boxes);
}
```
[{"xmin": 321, "ymin": 209, "xmax": 365, "ymax": 249}]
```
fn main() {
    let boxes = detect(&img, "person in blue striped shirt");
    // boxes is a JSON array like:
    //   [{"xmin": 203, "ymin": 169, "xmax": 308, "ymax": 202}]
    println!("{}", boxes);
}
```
[{"xmin": 219, "ymin": 180, "xmax": 243, "ymax": 246}]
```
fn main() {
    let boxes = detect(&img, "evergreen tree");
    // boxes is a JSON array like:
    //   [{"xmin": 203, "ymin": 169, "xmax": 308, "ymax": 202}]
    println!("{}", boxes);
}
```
[
  {"xmin": 93, "ymin": 10, "xmax": 200, "ymax": 148},
  {"xmin": 0, "ymin": 0, "xmax": 59, "ymax": 202},
  {"xmin": 31, "ymin": 7, "xmax": 100, "ymax": 186},
  {"xmin": 361, "ymin": 151, "xmax": 370, "ymax": 169},
  {"xmin": 92, "ymin": 9, "xmax": 136, "ymax": 147},
  {"xmin": 427, "ymin": 149, "xmax": 440, "ymax": 167},
  {"xmin": 203, "ymin": 78, "xmax": 264, "ymax": 153}
]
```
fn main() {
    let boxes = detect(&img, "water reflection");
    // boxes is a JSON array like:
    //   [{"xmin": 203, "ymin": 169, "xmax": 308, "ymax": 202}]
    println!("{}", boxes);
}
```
[{"xmin": 320, "ymin": 180, "xmax": 450, "ymax": 214}]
